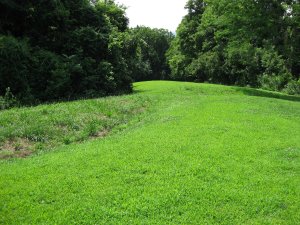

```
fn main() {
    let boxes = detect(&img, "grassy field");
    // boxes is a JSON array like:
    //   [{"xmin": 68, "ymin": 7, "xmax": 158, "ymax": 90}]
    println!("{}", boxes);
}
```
[{"xmin": 0, "ymin": 81, "xmax": 300, "ymax": 224}]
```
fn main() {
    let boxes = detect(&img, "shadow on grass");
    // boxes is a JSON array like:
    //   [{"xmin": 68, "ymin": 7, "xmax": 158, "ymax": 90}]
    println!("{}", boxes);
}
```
[
  {"xmin": 132, "ymin": 89, "xmax": 147, "ymax": 94},
  {"xmin": 235, "ymin": 87, "xmax": 300, "ymax": 102}
]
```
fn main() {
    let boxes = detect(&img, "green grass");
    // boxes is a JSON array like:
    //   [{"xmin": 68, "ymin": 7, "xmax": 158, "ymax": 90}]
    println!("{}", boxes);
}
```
[
  {"xmin": 0, "ymin": 81, "xmax": 300, "ymax": 224},
  {"xmin": 0, "ymin": 94, "xmax": 150, "ymax": 158}
]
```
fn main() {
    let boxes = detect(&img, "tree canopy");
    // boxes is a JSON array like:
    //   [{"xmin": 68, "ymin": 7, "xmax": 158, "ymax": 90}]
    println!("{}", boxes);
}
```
[
  {"xmin": 125, "ymin": 26, "xmax": 174, "ymax": 81},
  {"xmin": 167, "ymin": 0, "xmax": 300, "ymax": 94},
  {"xmin": 0, "ymin": 0, "xmax": 299, "ymax": 108},
  {"xmin": 0, "ymin": 0, "xmax": 132, "ymax": 104}
]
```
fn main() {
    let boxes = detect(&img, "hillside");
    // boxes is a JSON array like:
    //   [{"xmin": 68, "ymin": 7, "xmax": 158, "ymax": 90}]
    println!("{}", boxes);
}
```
[{"xmin": 1, "ymin": 81, "xmax": 300, "ymax": 224}]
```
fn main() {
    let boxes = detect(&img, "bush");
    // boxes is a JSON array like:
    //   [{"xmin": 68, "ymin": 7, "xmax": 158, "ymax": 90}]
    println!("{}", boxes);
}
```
[
  {"xmin": 30, "ymin": 49, "xmax": 71, "ymax": 102},
  {"xmin": 258, "ymin": 47, "xmax": 292, "ymax": 92},
  {"xmin": 0, "ymin": 87, "xmax": 19, "ymax": 110},
  {"xmin": 0, "ymin": 36, "xmax": 32, "ymax": 99},
  {"xmin": 283, "ymin": 79, "xmax": 300, "ymax": 95},
  {"xmin": 223, "ymin": 42, "xmax": 261, "ymax": 87}
]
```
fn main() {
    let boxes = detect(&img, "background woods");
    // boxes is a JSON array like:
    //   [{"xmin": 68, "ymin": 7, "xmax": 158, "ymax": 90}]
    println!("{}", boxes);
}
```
[
  {"xmin": 0, "ymin": 0, "xmax": 299, "ymax": 108},
  {"xmin": 0, "ymin": 0, "xmax": 173, "ymax": 106},
  {"xmin": 167, "ymin": 0, "xmax": 300, "ymax": 94}
]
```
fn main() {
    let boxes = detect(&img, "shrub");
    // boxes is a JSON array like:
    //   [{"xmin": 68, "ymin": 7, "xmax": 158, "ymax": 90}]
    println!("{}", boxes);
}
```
[
  {"xmin": 283, "ymin": 79, "xmax": 300, "ymax": 95},
  {"xmin": 257, "ymin": 47, "xmax": 292, "ymax": 92},
  {"xmin": 223, "ymin": 42, "xmax": 260, "ymax": 87},
  {"xmin": 0, "ymin": 36, "xmax": 32, "ymax": 100},
  {"xmin": 0, "ymin": 87, "xmax": 19, "ymax": 110},
  {"xmin": 30, "ymin": 49, "xmax": 71, "ymax": 102}
]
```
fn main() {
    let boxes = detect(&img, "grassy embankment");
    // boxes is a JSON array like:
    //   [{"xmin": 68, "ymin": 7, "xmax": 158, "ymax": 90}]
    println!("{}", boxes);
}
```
[
  {"xmin": 0, "ymin": 81, "xmax": 299, "ymax": 224},
  {"xmin": 0, "ymin": 94, "xmax": 150, "ymax": 159}
]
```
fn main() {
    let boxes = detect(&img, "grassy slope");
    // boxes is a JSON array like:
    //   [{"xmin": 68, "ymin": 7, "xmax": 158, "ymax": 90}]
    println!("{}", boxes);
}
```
[
  {"xmin": 0, "ymin": 81, "xmax": 299, "ymax": 224},
  {"xmin": 0, "ymin": 94, "xmax": 150, "ymax": 158}
]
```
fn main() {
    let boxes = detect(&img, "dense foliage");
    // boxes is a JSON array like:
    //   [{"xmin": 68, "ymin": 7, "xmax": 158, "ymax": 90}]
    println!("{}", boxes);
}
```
[
  {"xmin": 126, "ymin": 27, "xmax": 174, "ymax": 81},
  {"xmin": 167, "ymin": 0, "xmax": 300, "ymax": 94},
  {"xmin": 1, "ymin": 0, "xmax": 299, "ymax": 107},
  {"xmin": 0, "ymin": 0, "xmax": 132, "ymax": 104}
]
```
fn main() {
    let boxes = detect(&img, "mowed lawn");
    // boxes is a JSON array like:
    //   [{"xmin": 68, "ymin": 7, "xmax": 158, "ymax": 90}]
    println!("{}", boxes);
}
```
[{"xmin": 0, "ymin": 81, "xmax": 300, "ymax": 224}]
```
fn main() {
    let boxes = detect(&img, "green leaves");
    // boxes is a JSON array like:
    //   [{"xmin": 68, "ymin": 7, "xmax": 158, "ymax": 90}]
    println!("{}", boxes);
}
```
[
  {"xmin": 168, "ymin": 0, "xmax": 299, "ymax": 94},
  {"xmin": 123, "ymin": 26, "xmax": 174, "ymax": 82},
  {"xmin": 0, "ymin": 0, "xmax": 133, "ymax": 105}
]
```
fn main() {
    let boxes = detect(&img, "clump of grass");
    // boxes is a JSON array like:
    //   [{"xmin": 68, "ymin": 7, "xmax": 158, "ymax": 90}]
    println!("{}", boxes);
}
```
[{"xmin": 0, "ymin": 95, "xmax": 150, "ymax": 159}]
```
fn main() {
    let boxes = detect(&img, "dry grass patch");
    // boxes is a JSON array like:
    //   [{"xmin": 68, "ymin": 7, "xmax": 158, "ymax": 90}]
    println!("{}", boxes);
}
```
[{"xmin": 0, "ymin": 138, "xmax": 33, "ymax": 159}]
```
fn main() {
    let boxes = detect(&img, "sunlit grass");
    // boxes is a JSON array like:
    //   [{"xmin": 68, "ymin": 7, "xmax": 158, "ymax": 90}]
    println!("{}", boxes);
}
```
[
  {"xmin": 0, "ymin": 95, "xmax": 150, "ymax": 159},
  {"xmin": 0, "ymin": 81, "xmax": 299, "ymax": 224}
]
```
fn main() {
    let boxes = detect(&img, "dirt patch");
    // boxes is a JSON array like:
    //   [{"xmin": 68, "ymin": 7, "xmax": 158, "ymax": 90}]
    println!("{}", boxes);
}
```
[
  {"xmin": 132, "ymin": 107, "xmax": 146, "ymax": 115},
  {"xmin": 57, "ymin": 124, "xmax": 69, "ymax": 132},
  {"xmin": 119, "ymin": 99, "xmax": 131, "ymax": 105},
  {"xmin": 91, "ymin": 129, "xmax": 110, "ymax": 138},
  {"xmin": 0, "ymin": 138, "xmax": 33, "ymax": 159},
  {"xmin": 94, "ymin": 114, "xmax": 109, "ymax": 120}
]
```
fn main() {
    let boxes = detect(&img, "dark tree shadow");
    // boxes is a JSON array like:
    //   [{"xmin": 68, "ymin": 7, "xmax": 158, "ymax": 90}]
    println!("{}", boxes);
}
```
[
  {"xmin": 132, "ymin": 89, "xmax": 147, "ymax": 94},
  {"xmin": 235, "ymin": 87, "xmax": 300, "ymax": 102}
]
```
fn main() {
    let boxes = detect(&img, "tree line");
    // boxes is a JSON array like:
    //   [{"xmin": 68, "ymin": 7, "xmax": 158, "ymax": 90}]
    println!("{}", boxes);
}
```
[
  {"xmin": 0, "ymin": 0, "xmax": 173, "ymax": 107},
  {"xmin": 0, "ymin": 0, "xmax": 299, "ymax": 109},
  {"xmin": 167, "ymin": 0, "xmax": 300, "ymax": 94}
]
